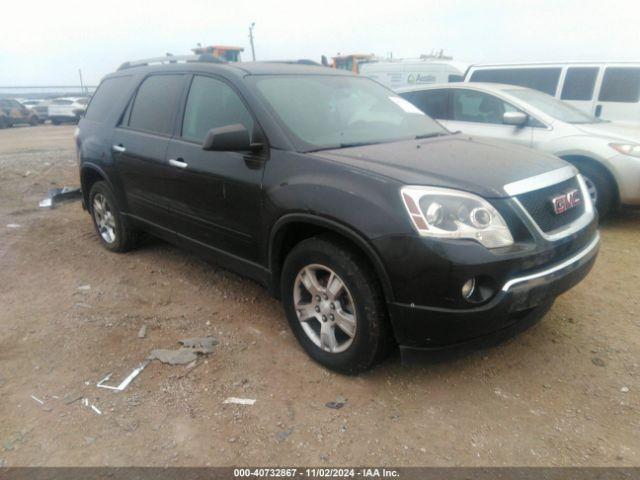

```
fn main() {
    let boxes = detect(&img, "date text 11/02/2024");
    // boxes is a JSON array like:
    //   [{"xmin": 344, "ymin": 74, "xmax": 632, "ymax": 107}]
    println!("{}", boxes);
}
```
[{"xmin": 233, "ymin": 468, "xmax": 400, "ymax": 478}]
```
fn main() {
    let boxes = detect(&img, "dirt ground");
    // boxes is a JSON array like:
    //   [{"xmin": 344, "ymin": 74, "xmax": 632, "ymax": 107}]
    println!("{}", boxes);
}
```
[{"xmin": 0, "ymin": 125, "xmax": 639, "ymax": 467}]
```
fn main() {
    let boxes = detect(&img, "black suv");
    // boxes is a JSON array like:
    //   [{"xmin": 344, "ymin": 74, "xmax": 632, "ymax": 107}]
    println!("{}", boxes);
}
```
[{"xmin": 77, "ymin": 56, "xmax": 599, "ymax": 373}]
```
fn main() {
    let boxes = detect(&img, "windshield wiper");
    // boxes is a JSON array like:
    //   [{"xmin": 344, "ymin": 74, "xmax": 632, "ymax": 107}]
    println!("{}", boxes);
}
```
[{"xmin": 415, "ymin": 132, "xmax": 448, "ymax": 140}]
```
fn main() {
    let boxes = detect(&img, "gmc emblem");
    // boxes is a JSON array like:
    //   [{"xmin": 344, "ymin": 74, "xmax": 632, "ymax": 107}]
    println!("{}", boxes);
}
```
[{"xmin": 551, "ymin": 189, "xmax": 581, "ymax": 215}]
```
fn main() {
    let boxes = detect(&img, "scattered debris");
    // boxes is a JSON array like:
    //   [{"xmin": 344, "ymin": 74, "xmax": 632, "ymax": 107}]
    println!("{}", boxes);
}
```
[
  {"xmin": 30, "ymin": 395, "xmax": 44, "ymax": 405},
  {"xmin": 621, "ymin": 386, "xmax": 630, "ymax": 393},
  {"xmin": 224, "ymin": 397, "xmax": 256, "ymax": 406},
  {"xmin": 591, "ymin": 357, "xmax": 606, "ymax": 367},
  {"xmin": 97, "ymin": 360, "xmax": 150, "ymax": 392},
  {"xmin": 325, "ymin": 396, "xmax": 347, "ymax": 409},
  {"xmin": 81, "ymin": 398, "xmax": 102, "ymax": 415},
  {"xmin": 276, "ymin": 429, "xmax": 293, "ymax": 443},
  {"xmin": 148, "ymin": 336, "xmax": 217, "ymax": 365},
  {"xmin": 38, "ymin": 186, "xmax": 82, "ymax": 209},
  {"xmin": 64, "ymin": 393, "xmax": 84, "ymax": 405},
  {"xmin": 77, "ymin": 285, "xmax": 91, "ymax": 292},
  {"xmin": 6, "ymin": 224, "xmax": 21, "ymax": 229},
  {"xmin": 84, "ymin": 436, "xmax": 96, "ymax": 445},
  {"xmin": 137, "ymin": 325, "xmax": 147, "ymax": 339}
]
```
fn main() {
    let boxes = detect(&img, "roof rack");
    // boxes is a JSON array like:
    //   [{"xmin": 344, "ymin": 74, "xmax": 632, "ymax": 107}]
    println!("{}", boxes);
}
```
[
  {"xmin": 262, "ymin": 59, "xmax": 322, "ymax": 66},
  {"xmin": 117, "ymin": 54, "xmax": 226, "ymax": 71}
]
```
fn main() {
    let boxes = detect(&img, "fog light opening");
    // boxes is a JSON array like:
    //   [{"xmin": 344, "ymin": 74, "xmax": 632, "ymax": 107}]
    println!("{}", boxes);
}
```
[
  {"xmin": 462, "ymin": 278, "xmax": 476, "ymax": 300},
  {"xmin": 461, "ymin": 275, "xmax": 497, "ymax": 304}
]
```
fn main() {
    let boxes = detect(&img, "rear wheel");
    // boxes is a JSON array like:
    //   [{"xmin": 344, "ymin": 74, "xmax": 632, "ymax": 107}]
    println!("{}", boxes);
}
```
[
  {"xmin": 280, "ymin": 235, "xmax": 392, "ymax": 374},
  {"xmin": 89, "ymin": 181, "xmax": 138, "ymax": 252}
]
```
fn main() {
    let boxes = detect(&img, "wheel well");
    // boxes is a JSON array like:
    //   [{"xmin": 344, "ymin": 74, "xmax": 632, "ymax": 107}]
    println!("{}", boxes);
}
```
[
  {"xmin": 560, "ymin": 154, "xmax": 620, "ymax": 206},
  {"xmin": 81, "ymin": 167, "xmax": 105, "ymax": 208},
  {"xmin": 269, "ymin": 220, "xmax": 393, "ymax": 303}
]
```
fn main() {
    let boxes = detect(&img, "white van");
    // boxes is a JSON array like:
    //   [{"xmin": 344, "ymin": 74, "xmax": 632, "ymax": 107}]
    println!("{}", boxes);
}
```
[
  {"xmin": 361, "ymin": 59, "xmax": 468, "ymax": 90},
  {"xmin": 465, "ymin": 62, "xmax": 640, "ymax": 124}
]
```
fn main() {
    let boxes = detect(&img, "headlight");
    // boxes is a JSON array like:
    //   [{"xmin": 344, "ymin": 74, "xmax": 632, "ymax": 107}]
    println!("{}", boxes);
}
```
[
  {"xmin": 610, "ymin": 143, "xmax": 640, "ymax": 158},
  {"xmin": 401, "ymin": 186, "xmax": 514, "ymax": 248}
]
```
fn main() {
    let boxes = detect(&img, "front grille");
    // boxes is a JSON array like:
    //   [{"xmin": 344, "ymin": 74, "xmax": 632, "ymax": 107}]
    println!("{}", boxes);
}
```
[{"xmin": 517, "ymin": 177, "xmax": 585, "ymax": 233}]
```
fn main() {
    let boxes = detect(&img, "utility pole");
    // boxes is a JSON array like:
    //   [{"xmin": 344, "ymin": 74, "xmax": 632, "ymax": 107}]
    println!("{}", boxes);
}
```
[
  {"xmin": 248, "ymin": 22, "xmax": 256, "ymax": 61},
  {"xmin": 78, "ymin": 68, "xmax": 86, "ymax": 96}
]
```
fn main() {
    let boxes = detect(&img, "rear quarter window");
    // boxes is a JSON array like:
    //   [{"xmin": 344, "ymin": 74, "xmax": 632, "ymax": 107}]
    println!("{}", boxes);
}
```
[
  {"xmin": 469, "ymin": 68, "xmax": 561, "ymax": 96},
  {"xmin": 84, "ymin": 76, "xmax": 132, "ymax": 122}
]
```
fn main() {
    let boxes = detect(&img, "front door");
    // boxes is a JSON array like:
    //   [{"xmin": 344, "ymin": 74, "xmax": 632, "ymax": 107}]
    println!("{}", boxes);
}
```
[
  {"xmin": 442, "ymin": 88, "xmax": 534, "ymax": 147},
  {"xmin": 163, "ymin": 74, "xmax": 266, "ymax": 264}
]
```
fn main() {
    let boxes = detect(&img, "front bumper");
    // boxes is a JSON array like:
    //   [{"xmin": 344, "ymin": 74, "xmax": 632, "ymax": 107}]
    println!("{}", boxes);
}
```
[{"xmin": 388, "ymin": 232, "xmax": 599, "ymax": 350}]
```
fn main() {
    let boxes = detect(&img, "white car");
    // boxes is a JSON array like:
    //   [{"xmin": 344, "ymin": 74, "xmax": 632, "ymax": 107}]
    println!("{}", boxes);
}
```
[
  {"xmin": 398, "ymin": 82, "xmax": 640, "ymax": 216},
  {"xmin": 48, "ymin": 97, "xmax": 89, "ymax": 124},
  {"xmin": 464, "ymin": 62, "xmax": 640, "ymax": 124}
]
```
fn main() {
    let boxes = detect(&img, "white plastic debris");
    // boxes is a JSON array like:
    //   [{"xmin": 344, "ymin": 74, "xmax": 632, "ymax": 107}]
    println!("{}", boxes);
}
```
[
  {"xmin": 97, "ymin": 360, "xmax": 149, "ymax": 392},
  {"xmin": 621, "ymin": 386, "xmax": 630, "ymax": 393},
  {"xmin": 30, "ymin": 395, "xmax": 44, "ymax": 405},
  {"xmin": 78, "ymin": 285, "xmax": 91, "ymax": 292},
  {"xmin": 224, "ymin": 397, "xmax": 256, "ymax": 406},
  {"xmin": 6, "ymin": 224, "xmax": 21, "ymax": 229}
]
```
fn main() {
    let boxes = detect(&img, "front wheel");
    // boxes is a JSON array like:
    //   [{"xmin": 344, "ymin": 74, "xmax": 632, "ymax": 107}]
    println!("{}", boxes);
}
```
[
  {"xmin": 577, "ymin": 163, "xmax": 616, "ymax": 218},
  {"xmin": 280, "ymin": 235, "xmax": 392, "ymax": 374}
]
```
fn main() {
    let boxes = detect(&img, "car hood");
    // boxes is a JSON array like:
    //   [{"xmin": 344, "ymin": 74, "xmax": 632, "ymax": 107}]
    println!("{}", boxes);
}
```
[
  {"xmin": 574, "ymin": 121, "xmax": 640, "ymax": 143},
  {"xmin": 310, "ymin": 135, "xmax": 568, "ymax": 198}
]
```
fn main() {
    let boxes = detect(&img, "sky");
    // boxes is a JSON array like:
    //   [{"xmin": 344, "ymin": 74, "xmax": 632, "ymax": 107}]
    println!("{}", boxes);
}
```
[{"xmin": 1, "ymin": 0, "xmax": 639, "ymax": 86}]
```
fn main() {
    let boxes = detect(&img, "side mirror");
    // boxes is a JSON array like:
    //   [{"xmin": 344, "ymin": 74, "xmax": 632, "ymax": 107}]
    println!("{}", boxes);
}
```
[
  {"xmin": 503, "ymin": 111, "xmax": 528, "ymax": 127},
  {"xmin": 202, "ymin": 124, "xmax": 263, "ymax": 152}
]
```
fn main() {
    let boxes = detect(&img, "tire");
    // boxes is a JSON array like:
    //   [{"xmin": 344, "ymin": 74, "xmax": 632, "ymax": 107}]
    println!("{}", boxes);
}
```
[
  {"xmin": 0, "ymin": 117, "xmax": 7, "ymax": 129},
  {"xmin": 51, "ymin": 118, "xmax": 61, "ymax": 125},
  {"xmin": 280, "ymin": 235, "xmax": 392, "ymax": 374},
  {"xmin": 576, "ymin": 162, "xmax": 616, "ymax": 218},
  {"xmin": 29, "ymin": 116, "xmax": 39, "ymax": 126},
  {"xmin": 89, "ymin": 181, "xmax": 138, "ymax": 252}
]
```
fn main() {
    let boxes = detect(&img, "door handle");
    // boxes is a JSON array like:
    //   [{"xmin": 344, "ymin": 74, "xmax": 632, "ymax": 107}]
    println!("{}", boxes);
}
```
[
  {"xmin": 169, "ymin": 158, "xmax": 188, "ymax": 169},
  {"xmin": 112, "ymin": 144, "xmax": 126, "ymax": 153}
]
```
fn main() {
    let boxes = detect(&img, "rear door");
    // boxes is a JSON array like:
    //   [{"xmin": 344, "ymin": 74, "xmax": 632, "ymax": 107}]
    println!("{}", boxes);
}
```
[
  {"xmin": 595, "ymin": 66, "xmax": 640, "ymax": 122},
  {"xmin": 163, "ymin": 74, "xmax": 266, "ymax": 264},
  {"xmin": 111, "ymin": 73, "xmax": 187, "ymax": 232},
  {"xmin": 444, "ymin": 88, "xmax": 533, "ymax": 146},
  {"xmin": 559, "ymin": 65, "xmax": 601, "ymax": 115}
]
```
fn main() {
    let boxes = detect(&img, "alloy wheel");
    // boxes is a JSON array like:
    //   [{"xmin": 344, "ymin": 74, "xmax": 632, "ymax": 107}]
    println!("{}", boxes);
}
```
[
  {"xmin": 92, "ymin": 193, "xmax": 117, "ymax": 244},
  {"xmin": 293, "ymin": 264, "xmax": 357, "ymax": 353},
  {"xmin": 583, "ymin": 176, "xmax": 598, "ymax": 206}
]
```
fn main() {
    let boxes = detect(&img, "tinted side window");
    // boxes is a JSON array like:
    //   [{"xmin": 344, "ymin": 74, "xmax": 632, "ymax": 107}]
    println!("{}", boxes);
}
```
[
  {"xmin": 85, "ymin": 76, "xmax": 131, "ymax": 121},
  {"xmin": 561, "ymin": 67, "xmax": 599, "ymax": 101},
  {"xmin": 469, "ymin": 68, "xmax": 561, "ymax": 96},
  {"xmin": 451, "ymin": 89, "xmax": 519, "ymax": 124},
  {"xmin": 127, "ymin": 75, "xmax": 185, "ymax": 135},
  {"xmin": 401, "ymin": 90, "xmax": 449, "ymax": 119},
  {"xmin": 599, "ymin": 68, "xmax": 640, "ymax": 102},
  {"xmin": 181, "ymin": 75, "xmax": 254, "ymax": 143}
]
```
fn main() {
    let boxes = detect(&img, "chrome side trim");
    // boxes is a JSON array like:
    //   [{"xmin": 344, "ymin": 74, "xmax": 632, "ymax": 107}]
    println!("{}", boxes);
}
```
[
  {"xmin": 503, "ymin": 165, "xmax": 576, "ymax": 196},
  {"xmin": 514, "ymin": 174, "xmax": 595, "ymax": 241},
  {"xmin": 501, "ymin": 232, "xmax": 600, "ymax": 292}
]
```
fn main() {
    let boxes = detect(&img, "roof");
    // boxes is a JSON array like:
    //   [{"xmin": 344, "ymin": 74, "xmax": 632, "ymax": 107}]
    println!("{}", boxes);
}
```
[
  {"xmin": 395, "ymin": 82, "xmax": 529, "ymax": 94},
  {"xmin": 113, "ymin": 56, "xmax": 351, "ymax": 77}
]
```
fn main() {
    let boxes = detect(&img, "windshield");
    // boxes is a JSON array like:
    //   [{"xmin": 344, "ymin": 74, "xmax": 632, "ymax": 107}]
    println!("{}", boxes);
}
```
[
  {"xmin": 505, "ymin": 88, "xmax": 600, "ymax": 124},
  {"xmin": 250, "ymin": 75, "xmax": 446, "ymax": 151}
]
